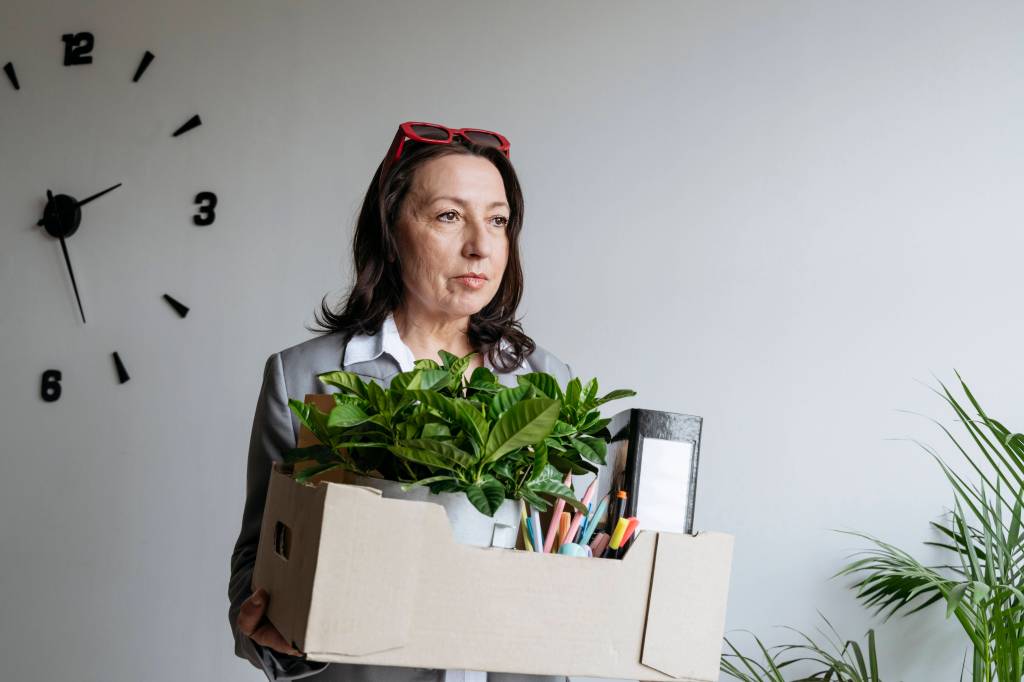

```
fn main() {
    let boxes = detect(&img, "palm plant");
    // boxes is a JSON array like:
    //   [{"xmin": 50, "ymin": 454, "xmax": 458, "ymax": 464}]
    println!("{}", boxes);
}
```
[
  {"xmin": 721, "ymin": 613, "xmax": 888, "ymax": 681},
  {"xmin": 833, "ymin": 372, "xmax": 1024, "ymax": 682}
]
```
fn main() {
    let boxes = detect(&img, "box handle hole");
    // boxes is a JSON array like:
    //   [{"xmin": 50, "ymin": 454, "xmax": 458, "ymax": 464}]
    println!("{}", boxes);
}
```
[{"xmin": 274, "ymin": 520, "xmax": 292, "ymax": 560}]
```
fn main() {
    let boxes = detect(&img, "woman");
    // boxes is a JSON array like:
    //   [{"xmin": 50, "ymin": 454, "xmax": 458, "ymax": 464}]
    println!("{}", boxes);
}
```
[{"xmin": 228, "ymin": 122, "xmax": 575, "ymax": 682}]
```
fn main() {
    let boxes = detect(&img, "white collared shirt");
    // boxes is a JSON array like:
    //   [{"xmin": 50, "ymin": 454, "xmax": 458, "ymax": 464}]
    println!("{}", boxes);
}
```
[{"xmin": 343, "ymin": 311, "xmax": 520, "ymax": 378}]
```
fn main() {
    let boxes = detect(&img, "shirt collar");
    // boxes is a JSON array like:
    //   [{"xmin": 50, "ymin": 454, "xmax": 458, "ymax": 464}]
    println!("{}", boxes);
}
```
[{"xmin": 342, "ymin": 312, "xmax": 517, "ymax": 375}]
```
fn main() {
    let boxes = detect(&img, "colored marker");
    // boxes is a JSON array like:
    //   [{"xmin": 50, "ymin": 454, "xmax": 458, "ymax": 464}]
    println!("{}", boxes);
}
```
[
  {"xmin": 531, "ymin": 507, "xmax": 544, "ymax": 552},
  {"xmin": 581, "ymin": 495, "xmax": 609, "ymax": 546},
  {"xmin": 543, "ymin": 471, "xmax": 573, "ymax": 553},
  {"xmin": 601, "ymin": 517, "xmax": 631, "ymax": 558},
  {"xmin": 557, "ymin": 511, "xmax": 571, "ymax": 551},
  {"xmin": 519, "ymin": 500, "xmax": 534, "ymax": 551},
  {"xmin": 589, "ymin": 532, "xmax": 610, "ymax": 558},
  {"xmin": 564, "ymin": 477, "xmax": 598, "ymax": 547},
  {"xmin": 614, "ymin": 517, "xmax": 640, "ymax": 559}
]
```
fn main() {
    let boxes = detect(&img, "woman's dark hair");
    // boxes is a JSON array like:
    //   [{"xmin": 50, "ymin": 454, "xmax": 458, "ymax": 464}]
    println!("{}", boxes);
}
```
[{"xmin": 307, "ymin": 137, "xmax": 536, "ymax": 372}]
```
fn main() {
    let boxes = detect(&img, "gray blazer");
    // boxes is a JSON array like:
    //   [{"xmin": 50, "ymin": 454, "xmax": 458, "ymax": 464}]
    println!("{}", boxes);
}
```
[{"xmin": 229, "ymin": 330, "xmax": 575, "ymax": 681}]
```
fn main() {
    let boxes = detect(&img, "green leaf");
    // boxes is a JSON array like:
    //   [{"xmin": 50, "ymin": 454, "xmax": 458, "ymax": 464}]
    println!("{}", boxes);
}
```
[
  {"xmin": 518, "ymin": 372, "xmax": 564, "ymax": 400},
  {"xmin": 399, "ymin": 475, "xmax": 456, "ymax": 492},
  {"xmin": 582, "ymin": 377, "xmax": 599, "ymax": 409},
  {"xmin": 581, "ymin": 416, "xmax": 612, "ymax": 436},
  {"xmin": 596, "ymin": 388, "xmax": 636, "ymax": 406},
  {"xmin": 364, "ymin": 379, "xmax": 389, "ymax": 413},
  {"xmin": 294, "ymin": 461, "xmax": 343, "ymax": 484},
  {"xmin": 466, "ymin": 476, "xmax": 506, "ymax": 516},
  {"xmin": 489, "ymin": 383, "xmax": 532, "ymax": 418},
  {"xmin": 529, "ymin": 442, "xmax": 549, "ymax": 481},
  {"xmin": 420, "ymin": 422, "xmax": 451, "ymax": 440},
  {"xmin": 564, "ymin": 377, "xmax": 582, "ymax": 409},
  {"xmin": 407, "ymin": 389, "xmax": 459, "ymax": 421},
  {"xmin": 407, "ymin": 369, "xmax": 450, "ymax": 391},
  {"xmin": 454, "ymin": 401, "xmax": 489, "ymax": 448},
  {"xmin": 571, "ymin": 436, "xmax": 608, "ymax": 465},
  {"xmin": 550, "ymin": 420, "xmax": 577, "ymax": 437},
  {"xmin": 527, "ymin": 478, "xmax": 587, "ymax": 514},
  {"xmin": 483, "ymin": 398, "xmax": 561, "ymax": 464},
  {"xmin": 327, "ymin": 403, "xmax": 371, "ymax": 429},
  {"xmin": 548, "ymin": 451, "xmax": 596, "ymax": 475},
  {"xmin": 288, "ymin": 398, "xmax": 330, "ymax": 440},
  {"xmin": 437, "ymin": 350, "xmax": 460, "ymax": 369},
  {"xmin": 468, "ymin": 367, "xmax": 501, "ymax": 390},
  {"xmin": 519, "ymin": 487, "xmax": 550, "ymax": 511},
  {"xmin": 316, "ymin": 370, "xmax": 369, "ymax": 398},
  {"xmin": 413, "ymin": 358, "xmax": 440, "ymax": 370},
  {"xmin": 390, "ymin": 438, "xmax": 475, "ymax": 471}
]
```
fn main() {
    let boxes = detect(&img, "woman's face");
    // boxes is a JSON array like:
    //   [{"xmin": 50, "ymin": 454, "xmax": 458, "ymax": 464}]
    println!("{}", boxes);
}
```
[{"xmin": 394, "ymin": 153, "xmax": 511, "ymax": 321}]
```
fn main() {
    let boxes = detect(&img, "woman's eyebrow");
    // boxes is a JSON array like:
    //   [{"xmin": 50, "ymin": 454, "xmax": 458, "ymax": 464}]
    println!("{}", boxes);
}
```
[{"xmin": 432, "ymin": 195, "xmax": 509, "ymax": 210}]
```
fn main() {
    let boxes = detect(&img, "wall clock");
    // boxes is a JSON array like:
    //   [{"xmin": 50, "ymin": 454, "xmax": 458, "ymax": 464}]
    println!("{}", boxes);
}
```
[{"xmin": 4, "ymin": 32, "xmax": 218, "ymax": 402}]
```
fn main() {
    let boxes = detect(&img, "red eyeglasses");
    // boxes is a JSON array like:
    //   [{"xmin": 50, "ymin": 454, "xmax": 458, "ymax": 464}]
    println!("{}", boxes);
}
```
[{"xmin": 378, "ymin": 121, "xmax": 511, "ymax": 188}]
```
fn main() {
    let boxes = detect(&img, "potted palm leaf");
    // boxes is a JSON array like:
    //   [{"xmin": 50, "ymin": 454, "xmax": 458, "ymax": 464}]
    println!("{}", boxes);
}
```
[{"xmin": 834, "ymin": 373, "xmax": 1023, "ymax": 682}]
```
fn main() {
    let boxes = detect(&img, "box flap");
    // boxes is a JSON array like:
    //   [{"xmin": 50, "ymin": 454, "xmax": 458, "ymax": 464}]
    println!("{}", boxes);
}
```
[
  {"xmin": 641, "ymin": 531, "xmax": 734, "ymax": 679},
  {"xmin": 253, "ymin": 465, "xmax": 330, "ymax": 652}
]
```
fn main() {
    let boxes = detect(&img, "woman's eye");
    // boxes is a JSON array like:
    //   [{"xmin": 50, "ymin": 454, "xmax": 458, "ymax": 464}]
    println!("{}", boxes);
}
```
[
  {"xmin": 438, "ymin": 210, "xmax": 459, "ymax": 222},
  {"xmin": 493, "ymin": 216, "xmax": 509, "ymax": 227}
]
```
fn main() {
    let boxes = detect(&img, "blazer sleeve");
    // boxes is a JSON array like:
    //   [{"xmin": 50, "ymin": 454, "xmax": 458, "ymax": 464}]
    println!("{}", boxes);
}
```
[{"xmin": 228, "ymin": 352, "xmax": 329, "ymax": 680}]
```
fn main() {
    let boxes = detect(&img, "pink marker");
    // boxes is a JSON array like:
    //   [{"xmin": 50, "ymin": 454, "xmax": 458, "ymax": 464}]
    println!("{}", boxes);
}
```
[
  {"xmin": 564, "ymin": 477, "xmax": 598, "ymax": 547},
  {"xmin": 543, "ymin": 471, "xmax": 573, "ymax": 553}
]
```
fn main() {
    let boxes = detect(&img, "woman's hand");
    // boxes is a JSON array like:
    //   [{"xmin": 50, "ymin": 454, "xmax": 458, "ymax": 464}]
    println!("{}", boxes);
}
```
[{"xmin": 237, "ymin": 587, "xmax": 303, "ymax": 657}]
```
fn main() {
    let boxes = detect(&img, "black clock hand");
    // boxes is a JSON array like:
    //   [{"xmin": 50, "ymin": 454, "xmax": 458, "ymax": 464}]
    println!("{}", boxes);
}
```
[
  {"xmin": 58, "ymin": 235, "xmax": 86, "ymax": 324},
  {"xmin": 39, "ymin": 189, "xmax": 87, "ymax": 324},
  {"xmin": 75, "ymin": 182, "xmax": 122, "ymax": 208}
]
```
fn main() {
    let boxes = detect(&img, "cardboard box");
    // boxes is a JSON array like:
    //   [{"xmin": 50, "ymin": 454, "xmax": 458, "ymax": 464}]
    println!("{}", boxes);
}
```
[{"xmin": 252, "ymin": 395, "xmax": 734, "ymax": 682}]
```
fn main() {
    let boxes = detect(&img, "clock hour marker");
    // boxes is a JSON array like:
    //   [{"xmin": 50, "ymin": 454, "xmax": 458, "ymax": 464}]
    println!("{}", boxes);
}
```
[
  {"xmin": 132, "ymin": 50, "xmax": 155, "ymax": 82},
  {"xmin": 3, "ymin": 62, "xmax": 19, "ymax": 90},
  {"xmin": 172, "ymin": 114, "xmax": 202, "ymax": 137},
  {"xmin": 162, "ymin": 293, "xmax": 190, "ymax": 318},
  {"xmin": 112, "ymin": 351, "xmax": 130, "ymax": 384}
]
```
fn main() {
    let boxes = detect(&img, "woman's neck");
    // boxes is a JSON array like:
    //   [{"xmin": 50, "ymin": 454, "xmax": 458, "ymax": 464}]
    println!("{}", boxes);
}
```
[{"xmin": 392, "ymin": 306, "xmax": 482, "ymax": 368}]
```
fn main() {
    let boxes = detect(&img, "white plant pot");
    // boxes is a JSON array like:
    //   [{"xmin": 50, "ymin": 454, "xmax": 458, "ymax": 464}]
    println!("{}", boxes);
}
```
[{"xmin": 345, "ymin": 472, "xmax": 521, "ymax": 549}]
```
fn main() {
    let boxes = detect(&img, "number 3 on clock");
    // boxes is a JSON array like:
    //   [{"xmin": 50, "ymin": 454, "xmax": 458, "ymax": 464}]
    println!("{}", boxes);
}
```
[{"xmin": 193, "ymin": 191, "xmax": 218, "ymax": 226}]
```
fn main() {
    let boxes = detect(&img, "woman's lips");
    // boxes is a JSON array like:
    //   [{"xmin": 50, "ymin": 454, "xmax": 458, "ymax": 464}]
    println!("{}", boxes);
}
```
[{"xmin": 454, "ymin": 275, "xmax": 487, "ymax": 290}]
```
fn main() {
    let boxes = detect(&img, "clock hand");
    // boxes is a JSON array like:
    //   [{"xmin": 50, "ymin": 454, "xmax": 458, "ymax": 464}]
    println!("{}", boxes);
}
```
[
  {"xmin": 58, "ymin": 235, "xmax": 86, "ymax": 324},
  {"xmin": 75, "ymin": 182, "xmax": 122, "ymax": 208}
]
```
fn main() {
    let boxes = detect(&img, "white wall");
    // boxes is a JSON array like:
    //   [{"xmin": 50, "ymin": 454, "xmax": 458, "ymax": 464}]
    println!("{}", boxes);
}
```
[{"xmin": 1, "ymin": 1, "xmax": 1021, "ymax": 680}]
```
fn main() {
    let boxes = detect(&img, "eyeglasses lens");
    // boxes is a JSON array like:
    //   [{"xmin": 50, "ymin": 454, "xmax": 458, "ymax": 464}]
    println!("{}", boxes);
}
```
[
  {"xmin": 411, "ymin": 124, "xmax": 450, "ymax": 141},
  {"xmin": 462, "ymin": 130, "xmax": 503, "ymax": 148}
]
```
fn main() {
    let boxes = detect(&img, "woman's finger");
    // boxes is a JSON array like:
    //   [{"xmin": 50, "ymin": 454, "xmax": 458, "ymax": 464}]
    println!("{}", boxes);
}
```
[
  {"xmin": 236, "ymin": 588, "xmax": 268, "ymax": 637},
  {"xmin": 251, "ymin": 621, "xmax": 302, "ymax": 657}
]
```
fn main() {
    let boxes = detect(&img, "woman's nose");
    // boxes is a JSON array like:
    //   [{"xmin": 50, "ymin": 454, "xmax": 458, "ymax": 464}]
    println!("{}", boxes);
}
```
[{"xmin": 462, "ymin": 216, "xmax": 496, "ymax": 258}]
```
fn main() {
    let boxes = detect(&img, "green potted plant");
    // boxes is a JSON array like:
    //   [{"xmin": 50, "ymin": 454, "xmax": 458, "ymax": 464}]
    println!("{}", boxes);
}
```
[
  {"xmin": 282, "ymin": 349, "xmax": 636, "ymax": 547},
  {"xmin": 834, "ymin": 373, "xmax": 1023, "ymax": 682}
]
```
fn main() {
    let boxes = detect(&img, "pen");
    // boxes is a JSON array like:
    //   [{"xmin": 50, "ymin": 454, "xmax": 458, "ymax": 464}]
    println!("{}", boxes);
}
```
[
  {"xmin": 574, "ymin": 501, "xmax": 593, "ymax": 544},
  {"xmin": 589, "ymin": 532, "xmax": 610, "ymax": 558},
  {"xmin": 611, "ymin": 490, "xmax": 628, "ymax": 526},
  {"xmin": 564, "ymin": 478, "xmax": 598, "ymax": 547},
  {"xmin": 580, "ymin": 495, "xmax": 609, "ymax": 547},
  {"xmin": 543, "ymin": 471, "xmax": 573, "ymax": 553},
  {"xmin": 601, "ymin": 517, "xmax": 631, "ymax": 558},
  {"xmin": 614, "ymin": 517, "xmax": 640, "ymax": 559},
  {"xmin": 530, "ymin": 507, "xmax": 544, "ymax": 552},
  {"xmin": 557, "ymin": 511, "xmax": 571, "ymax": 551},
  {"xmin": 519, "ymin": 499, "xmax": 533, "ymax": 552}
]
